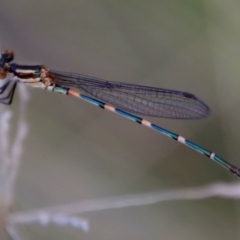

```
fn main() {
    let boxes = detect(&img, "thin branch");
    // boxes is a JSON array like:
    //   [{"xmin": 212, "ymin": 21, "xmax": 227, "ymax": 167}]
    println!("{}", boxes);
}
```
[{"xmin": 7, "ymin": 181, "xmax": 240, "ymax": 226}]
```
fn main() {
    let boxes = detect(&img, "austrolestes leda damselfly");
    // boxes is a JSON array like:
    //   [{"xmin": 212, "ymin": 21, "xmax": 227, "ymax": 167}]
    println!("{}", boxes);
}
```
[{"xmin": 0, "ymin": 50, "xmax": 239, "ymax": 177}]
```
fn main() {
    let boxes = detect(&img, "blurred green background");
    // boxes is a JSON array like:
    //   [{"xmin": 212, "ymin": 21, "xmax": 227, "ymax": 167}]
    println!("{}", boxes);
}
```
[{"xmin": 0, "ymin": 0, "xmax": 240, "ymax": 239}]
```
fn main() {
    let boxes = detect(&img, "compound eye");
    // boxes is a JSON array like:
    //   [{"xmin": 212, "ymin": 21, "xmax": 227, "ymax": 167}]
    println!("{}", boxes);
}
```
[
  {"xmin": 0, "ymin": 68, "xmax": 7, "ymax": 79},
  {"xmin": 1, "ymin": 50, "xmax": 14, "ymax": 63}
]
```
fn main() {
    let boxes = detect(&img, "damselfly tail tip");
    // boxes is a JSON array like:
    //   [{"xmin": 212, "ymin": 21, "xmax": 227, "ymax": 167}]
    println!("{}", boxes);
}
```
[{"xmin": 230, "ymin": 165, "xmax": 240, "ymax": 177}]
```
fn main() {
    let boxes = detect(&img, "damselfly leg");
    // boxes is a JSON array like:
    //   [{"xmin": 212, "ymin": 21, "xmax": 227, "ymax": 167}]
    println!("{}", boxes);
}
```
[{"xmin": 0, "ymin": 79, "xmax": 17, "ymax": 105}]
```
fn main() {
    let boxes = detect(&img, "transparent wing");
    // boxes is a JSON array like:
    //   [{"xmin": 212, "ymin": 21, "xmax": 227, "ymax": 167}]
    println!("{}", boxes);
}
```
[
  {"xmin": 51, "ymin": 70, "xmax": 210, "ymax": 119},
  {"xmin": 0, "ymin": 79, "xmax": 17, "ymax": 105}
]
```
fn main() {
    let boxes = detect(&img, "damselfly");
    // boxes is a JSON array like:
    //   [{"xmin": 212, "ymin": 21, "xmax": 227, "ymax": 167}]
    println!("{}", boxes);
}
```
[{"xmin": 0, "ymin": 50, "xmax": 239, "ymax": 177}]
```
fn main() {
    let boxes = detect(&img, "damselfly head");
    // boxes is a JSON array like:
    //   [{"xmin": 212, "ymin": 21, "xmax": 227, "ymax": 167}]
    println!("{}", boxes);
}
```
[
  {"xmin": 0, "ymin": 50, "xmax": 13, "ymax": 79},
  {"xmin": 1, "ymin": 50, "xmax": 14, "ymax": 63}
]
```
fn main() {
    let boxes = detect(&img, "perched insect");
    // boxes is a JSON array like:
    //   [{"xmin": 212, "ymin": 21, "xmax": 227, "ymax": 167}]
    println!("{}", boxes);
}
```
[{"xmin": 0, "ymin": 50, "xmax": 239, "ymax": 177}]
